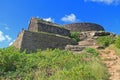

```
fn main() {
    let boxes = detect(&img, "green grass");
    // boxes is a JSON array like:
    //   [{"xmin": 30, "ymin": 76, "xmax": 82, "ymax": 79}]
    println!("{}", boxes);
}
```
[
  {"xmin": 84, "ymin": 48, "xmax": 99, "ymax": 56},
  {"xmin": 115, "ymin": 35, "xmax": 120, "ymax": 49},
  {"xmin": 96, "ymin": 36, "xmax": 115, "ymax": 47},
  {"xmin": 0, "ymin": 47, "xmax": 109, "ymax": 80},
  {"xmin": 108, "ymin": 44, "xmax": 120, "ymax": 56}
]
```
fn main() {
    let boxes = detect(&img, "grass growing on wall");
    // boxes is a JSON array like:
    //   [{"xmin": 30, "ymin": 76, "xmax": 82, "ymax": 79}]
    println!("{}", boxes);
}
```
[{"xmin": 0, "ymin": 47, "xmax": 109, "ymax": 80}]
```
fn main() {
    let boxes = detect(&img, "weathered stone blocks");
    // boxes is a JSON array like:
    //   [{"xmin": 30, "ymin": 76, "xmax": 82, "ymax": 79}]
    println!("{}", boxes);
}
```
[
  {"xmin": 12, "ymin": 17, "xmax": 107, "ymax": 53},
  {"xmin": 13, "ymin": 30, "xmax": 77, "ymax": 53},
  {"xmin": 64, "ymin": 23, "xmax": 104, "ymax": 32},
  {"xmin": 28, "ymin": 18, "xmax": 70, "ymax": 36}
]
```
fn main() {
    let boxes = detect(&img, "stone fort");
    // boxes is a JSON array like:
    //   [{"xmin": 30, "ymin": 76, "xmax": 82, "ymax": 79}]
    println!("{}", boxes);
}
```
[{"xmin": 12, "ymin": 17, "xmax": 104, "ymax": 53}]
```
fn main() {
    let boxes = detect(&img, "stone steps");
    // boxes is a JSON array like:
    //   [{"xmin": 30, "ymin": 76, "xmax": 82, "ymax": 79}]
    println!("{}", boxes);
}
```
[{"xmin": 79, "ymin": 38, "xmax": 97, "ymax": 46}]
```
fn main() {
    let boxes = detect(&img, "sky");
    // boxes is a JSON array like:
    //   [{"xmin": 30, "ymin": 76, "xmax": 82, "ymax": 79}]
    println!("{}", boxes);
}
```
[{"xmin": 0, "ymin": 0, "xmax": 120, "ymax": 48}]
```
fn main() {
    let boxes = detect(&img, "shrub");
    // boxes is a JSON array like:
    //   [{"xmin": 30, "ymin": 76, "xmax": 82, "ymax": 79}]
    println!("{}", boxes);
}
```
[
  {"xmin": 108, "ymin": 45, "xmax": 120, "ymax": 56},
  {"xmin": 97, "ymin": 36, "xmax": 115, "ymax": 47},
  {"xmin": 115, "ymin": 35, "xmax": 120, "ymax": 49},
  {"xmin": 84, "ymin": 48, "xmax": 99, "ymax": 56},
  {"xmin": 69, "ymin": 32, "xmax": 80, "ymax": 42},
  {"xmin": 0, "ymin": 47, "xmax": 40, "ymax": 80},
  {"xmin": 0, "ymin": 47, "xmax": 109, "ymax": 80}
]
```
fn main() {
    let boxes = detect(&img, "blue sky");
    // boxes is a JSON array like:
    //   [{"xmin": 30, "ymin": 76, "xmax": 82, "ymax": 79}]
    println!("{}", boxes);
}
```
[{"xmin": 0, "ymin": 0, "xmax": 120, "ymax": 48}]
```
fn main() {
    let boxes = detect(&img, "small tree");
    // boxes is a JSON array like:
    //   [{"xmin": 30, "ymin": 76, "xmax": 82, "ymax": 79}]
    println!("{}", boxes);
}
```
[{"xmin": 69, "ymin": 32, "xmax": 80, "ymax": 42}]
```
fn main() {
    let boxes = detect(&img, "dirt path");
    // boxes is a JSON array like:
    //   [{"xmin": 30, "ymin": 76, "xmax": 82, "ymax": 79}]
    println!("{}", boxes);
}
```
[{"xmin": 99, "ymin": 49, "xmax": 120, "ymax": 80}]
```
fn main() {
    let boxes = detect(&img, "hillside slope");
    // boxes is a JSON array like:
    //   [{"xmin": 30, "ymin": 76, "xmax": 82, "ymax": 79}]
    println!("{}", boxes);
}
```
[{"xmin": 99, "ymin": 49, "xmax": 120, "ymax": 80}]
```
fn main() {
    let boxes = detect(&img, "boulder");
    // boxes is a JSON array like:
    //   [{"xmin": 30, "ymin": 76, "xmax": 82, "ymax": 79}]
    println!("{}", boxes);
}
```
[
  {"xmin": 92, "ymin": 31, "xmax": 115, "ymax": 36},
  {"xmin": 65, "ymin": 45, "xmax": 85, "ymax": 51}
]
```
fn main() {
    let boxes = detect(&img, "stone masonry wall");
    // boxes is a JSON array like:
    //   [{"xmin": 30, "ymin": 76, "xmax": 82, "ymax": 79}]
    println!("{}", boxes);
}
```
[
  {"xmin": 64, "ymin": 23, "xmax": 104, "ymax": 32},
  {"xmin": 28, "ymin": 18, "xmax": 70, "ymax": 36},
  {"xmin": 28, "ymin": 18, "xmax": 38, "ymax": 32},
  {"xmin": 12, "ymin": 31, "xmax": 24, "ymax": 49},
  {"xmin": 13, "ymin": 30, "xmax": 77, "ymax": 53}
]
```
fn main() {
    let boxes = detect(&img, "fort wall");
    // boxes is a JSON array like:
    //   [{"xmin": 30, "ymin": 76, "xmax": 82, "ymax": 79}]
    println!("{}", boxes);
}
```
[
  {"xmin": 64, "ymin": 23, "xmax": 104, "ymax": 32},
  {"xmin": 28, "ymin": 18, "xmax": 70, "ymax": 36},
  {"xmin": 12, "ymin": 31, "xmax": 24, "ymax": 49},
  {"xmin": 13, "ymin": 30, "xmax": 77, "ymax": 53},
  {"xmin": 12, "ymin": 17, "xmax": 106, "ymax": 53}
]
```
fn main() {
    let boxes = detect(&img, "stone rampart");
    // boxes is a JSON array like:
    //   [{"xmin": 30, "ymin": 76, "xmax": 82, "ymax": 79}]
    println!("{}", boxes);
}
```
[
  {"xmin": 28, "ymin": 18, "xmax": 70, "ymax": 36},
  {"xmin": 12, "ymin": 31, "xmax": 24, "ymax": 50},
  {"xmin": 64, "ymin": 23, "xmax": 104, "ymax": 32},
  {"xmin": 13, "ymin": 30, "xmax": 77, "ymax": 53}
]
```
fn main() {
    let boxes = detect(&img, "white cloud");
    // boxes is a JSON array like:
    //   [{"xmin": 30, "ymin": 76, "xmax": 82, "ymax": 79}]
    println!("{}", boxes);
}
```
[
  {"xmin": 9, "ymin": 40, "xmax": 15, "ymax": 46},
  {"xmin": 43, "ymin": 17, "xmax": 54, "ymax": 22},
  {"xmin": 0, "ymin": 31, "xmax": 12, "ymax": 42},
  {"xmin": 84, "ymin": 0, "xmax": 120, "ymax": 5},
  {"xmin": 0, "ymin": 23, "xmax": 10, "ymax": 30},
  {"xmin": 0, "ymin": 31, "xmax": 6, "ymax": 42},
  {"xmin": 5, "ymin": 35, "xmax": 12, "ymax": 41},
  {"xmin": 61, "ymin": 13, "xmax": 78, "ymax": 23}
]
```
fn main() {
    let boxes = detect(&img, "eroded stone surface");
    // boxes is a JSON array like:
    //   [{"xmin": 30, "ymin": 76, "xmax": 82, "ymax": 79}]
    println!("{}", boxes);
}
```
[
  {"xmin": 65, "ymin": 45, "xmax": 85, "ymax": 51},
  {"xmin": 64, "ymin": 23, "xmax": 104, "ymax": 32},
  {"xmin": 13, "ymin": 30, "xmax": 77, "ymax": 53},
  {"xmin": 28, "ymin": 18, "xmax": 70, "ymax": 36}
]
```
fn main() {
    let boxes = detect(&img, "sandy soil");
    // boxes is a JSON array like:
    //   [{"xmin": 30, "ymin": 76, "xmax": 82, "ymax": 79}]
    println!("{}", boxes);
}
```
[{"xmin": 99, "ymin": 49, "xmax": 120, "ymax": 80}]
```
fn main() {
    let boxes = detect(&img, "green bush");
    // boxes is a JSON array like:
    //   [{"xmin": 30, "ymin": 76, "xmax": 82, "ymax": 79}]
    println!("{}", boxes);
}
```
[
  {"xmin": 0, "ymin": 47, "xmax": 109, "ymax": 80},
  {"xmin": 115, "ymin": 35, "xmax": 120, "ymax": 49},
  {"xmin": 97, "ymin": 36, "xmax": 115, "ymax": 47},
  {"xmin": 69, "ymin": 32, "xmax": 80, "ymax": 42},
  {"xmin": 84, "ymin": 48, "xmax": 99, "ymax": 56},
  {"xmin": 0, "ymin": 47, "xmax": 40, "ymax": 80}
]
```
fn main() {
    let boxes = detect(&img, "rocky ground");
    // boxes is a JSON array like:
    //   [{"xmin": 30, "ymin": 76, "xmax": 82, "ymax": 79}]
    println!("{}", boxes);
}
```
[
  {"xmin": 65, "ymin": 31, "xmax": 120, "ymax": 80},
  {"xmin": 99, "ymin": 49, "xmax": 120, "ymax": 80}
]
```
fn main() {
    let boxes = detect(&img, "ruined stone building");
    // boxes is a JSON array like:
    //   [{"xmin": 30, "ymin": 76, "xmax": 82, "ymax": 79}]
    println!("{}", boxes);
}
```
[
  {"xmin": 28, "ymin": 18, "xmax": 70, "ymax": 36},
  {"xmin": 12, "ymin": 18, "xmax": 77, "ymax": 53},
  {"xmin": 12, "ymin": 17, "xmax": 105, "ymax": 53}
]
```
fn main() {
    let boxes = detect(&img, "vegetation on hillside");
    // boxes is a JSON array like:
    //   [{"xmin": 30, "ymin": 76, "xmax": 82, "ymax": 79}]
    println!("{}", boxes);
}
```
[
  {"xmin": 107, "ymin": 44, "xmax": 120, "ymax": 56},
  {"xmin": 0, "ymin": 47, "xmax": 109, "ymax": 80},
  {"xmin": 96, "ymin": 36, "xmax": 115, "ymax": 47},
  {"xmin": 69, "ymin": 32, "xmax": 80, "ymax": 42},
  {"xmin": 96, "ymin": 35, "xmax": 120, "ymax": 49},
  {"xmin": 96, "ymin": 35, "xmax": 120, "ymax": 56},
  {"xmin": 84, "ymin": 48, "xmax": 99, "ymax": 56},
  {"xmin": 115, "ymin": 35, "xmax": 120, "ymax": 49}
]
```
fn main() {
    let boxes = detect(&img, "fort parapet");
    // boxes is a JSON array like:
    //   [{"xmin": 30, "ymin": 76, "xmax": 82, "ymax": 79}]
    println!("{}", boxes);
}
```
[{"xmin": 28, "ymin": 18, "xmax": 70, "ymax": 36}]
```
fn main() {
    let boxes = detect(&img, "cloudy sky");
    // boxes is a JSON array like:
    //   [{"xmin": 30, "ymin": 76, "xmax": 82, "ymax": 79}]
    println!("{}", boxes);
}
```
[{"xmin": 0, "ymin": 0, "xmax": 120, "ymax": 48}]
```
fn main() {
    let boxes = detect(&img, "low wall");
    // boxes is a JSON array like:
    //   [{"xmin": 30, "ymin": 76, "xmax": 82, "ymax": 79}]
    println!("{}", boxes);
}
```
[{"xmin": 13, "ymin": 30, "xmax": 77, "ymax": 53}]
